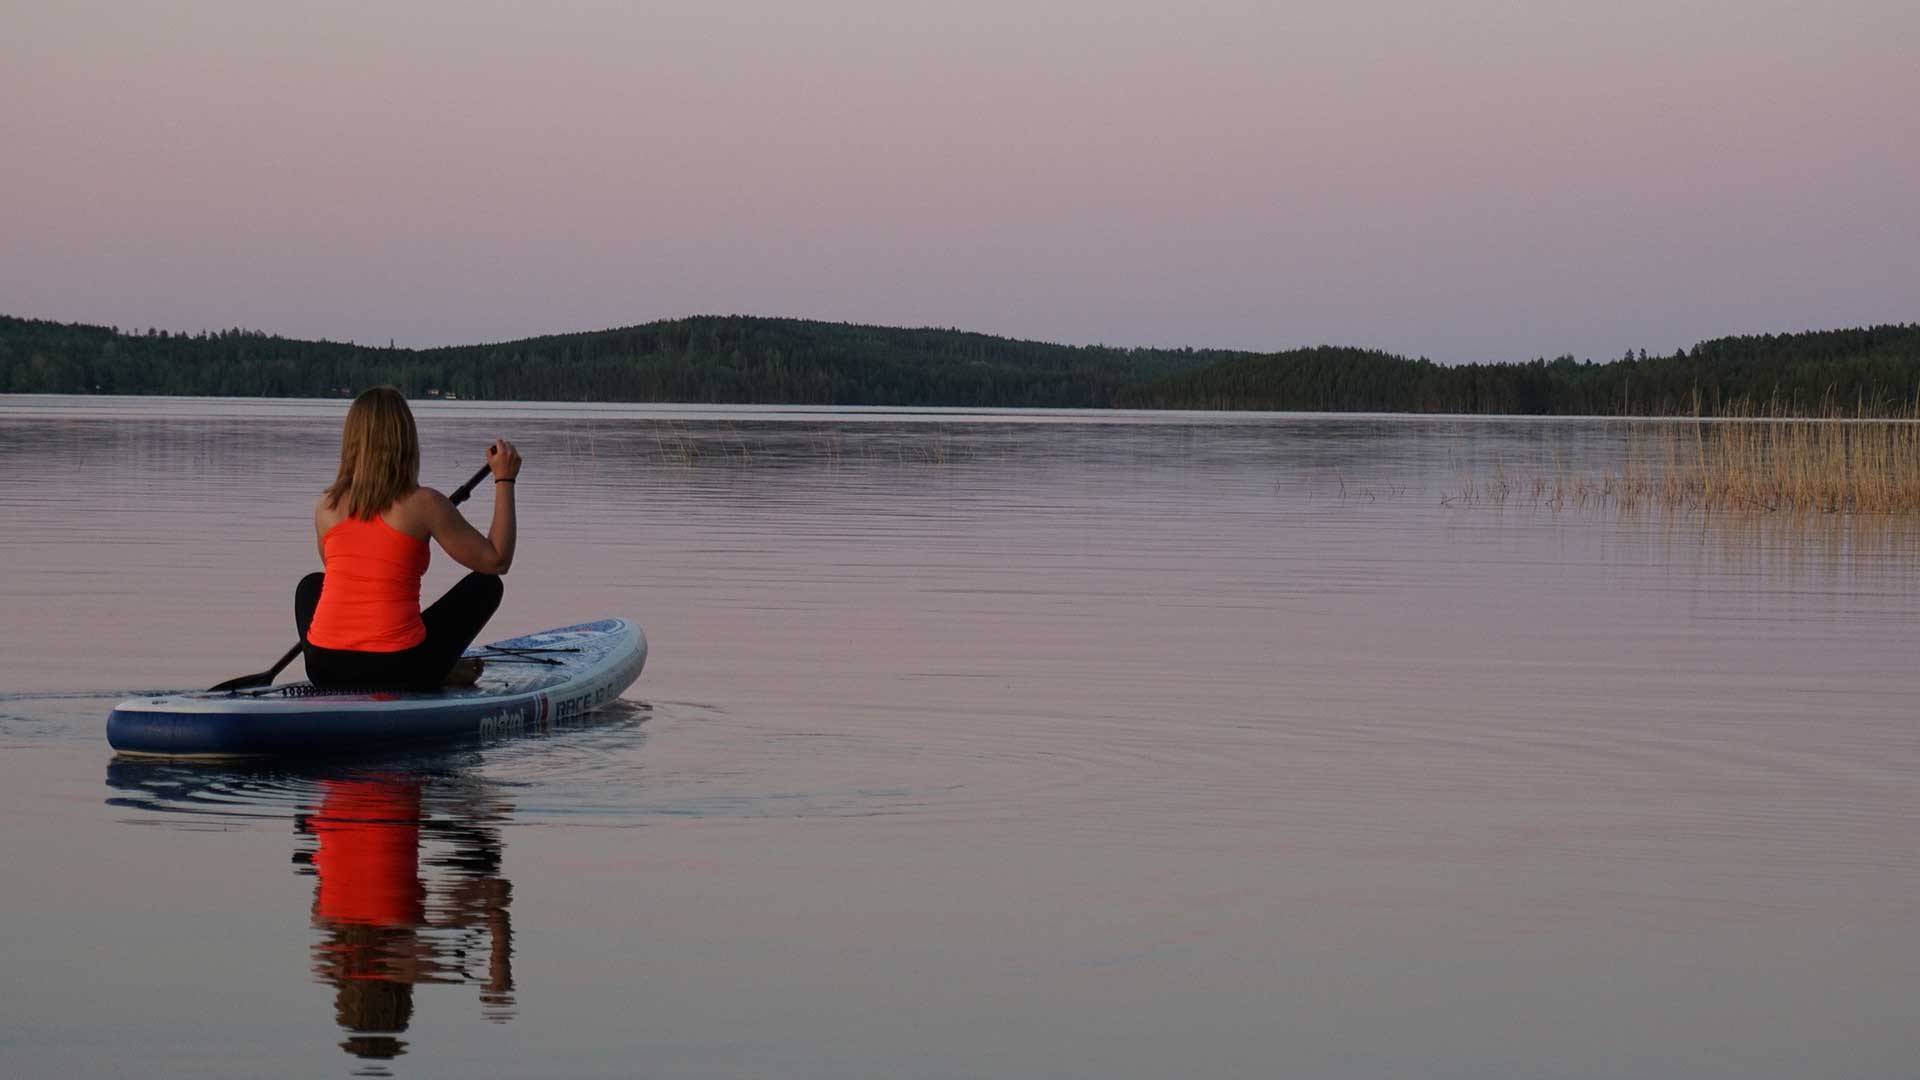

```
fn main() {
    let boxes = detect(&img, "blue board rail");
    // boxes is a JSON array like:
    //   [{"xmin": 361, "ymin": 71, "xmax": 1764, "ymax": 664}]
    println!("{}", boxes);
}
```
[{"xmin": 108, "ymin": 619, "xmax": 646, "ymax": 758}]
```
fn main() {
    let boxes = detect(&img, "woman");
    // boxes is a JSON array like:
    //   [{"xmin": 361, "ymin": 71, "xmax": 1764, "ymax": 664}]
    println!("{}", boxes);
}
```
[{"xmin": 294, "ymin": 386, "xmax": 521, "ymax": 689}]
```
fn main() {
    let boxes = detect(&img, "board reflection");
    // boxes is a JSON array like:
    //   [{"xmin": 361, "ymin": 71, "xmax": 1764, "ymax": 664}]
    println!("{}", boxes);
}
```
[{"xmin": 106, "ymin": 759, "xmax": 524, "ymax": 1068}]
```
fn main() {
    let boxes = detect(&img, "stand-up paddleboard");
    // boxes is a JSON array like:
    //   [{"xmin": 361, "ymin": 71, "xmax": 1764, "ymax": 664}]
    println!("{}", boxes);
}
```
[{"xmin": 108, "ymin": 619, "xmax": 646, "ymax": 758}]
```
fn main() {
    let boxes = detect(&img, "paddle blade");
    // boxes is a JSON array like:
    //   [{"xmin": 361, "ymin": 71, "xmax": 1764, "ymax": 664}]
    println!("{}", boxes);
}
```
[{"xmin": 209, "ymin": 641, "xmax": 303, "ymax": 692}]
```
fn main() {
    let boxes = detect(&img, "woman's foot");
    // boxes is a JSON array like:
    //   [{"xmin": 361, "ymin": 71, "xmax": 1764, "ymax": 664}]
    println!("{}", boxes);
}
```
[{"xmin": 443, "ymin": 657, "xmax": 485, "ymax": 686}]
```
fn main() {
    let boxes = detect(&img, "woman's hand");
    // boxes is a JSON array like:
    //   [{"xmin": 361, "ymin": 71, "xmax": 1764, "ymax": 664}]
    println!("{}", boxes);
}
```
[
  {"xmin": 423, "ymin": 439, "xmax": 520, "ymax": 574},
  {"xmin": 488, "ymin": 438, "xmax": 522, "ymax": 481}
]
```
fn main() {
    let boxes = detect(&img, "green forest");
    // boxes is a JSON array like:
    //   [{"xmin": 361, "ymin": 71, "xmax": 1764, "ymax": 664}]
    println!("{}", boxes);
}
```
[
  {"xmin": 1115, "ymin": 327, "xmax": 1920, "ymax": 415},
  {"xmin": 4, "ymin": 313, "xmax": 1918, "ymax": 416},
  {"xmin": 0, "ymin": 315, "xmax": 1232, "ymax": 409}
]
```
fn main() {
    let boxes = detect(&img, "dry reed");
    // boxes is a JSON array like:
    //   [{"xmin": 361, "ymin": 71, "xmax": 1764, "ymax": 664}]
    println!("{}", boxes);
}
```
[
  {"xmin": 1447, "ymin": 412, "xmax": 1920, "ymax": 516},
  {"xmin": 647, "ymin": 424, "xmax": 966, "ymax": 468}
]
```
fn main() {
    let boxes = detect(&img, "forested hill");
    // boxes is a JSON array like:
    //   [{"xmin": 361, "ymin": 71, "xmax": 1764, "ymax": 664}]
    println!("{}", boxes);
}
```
[
  {"xmin": 1115, "ymin": 326, "xmax": 1920, "ymax": 415},
  {"xmin": 4, "ymin": 313, "xmax": 1919, "ymax": 414},
  {"xmin": 0, "ymin": 314, "xmax": 1235, "ymax": 408}
]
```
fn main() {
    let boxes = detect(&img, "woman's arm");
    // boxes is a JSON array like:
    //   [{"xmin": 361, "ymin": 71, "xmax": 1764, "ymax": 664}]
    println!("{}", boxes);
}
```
[
  {"xmin": 314, "ymin": 497, "xmax": 330, "ymax": 565},
  {"xmin": 422, "ymin": 439, "xmax": 521, "ymax": 574}
]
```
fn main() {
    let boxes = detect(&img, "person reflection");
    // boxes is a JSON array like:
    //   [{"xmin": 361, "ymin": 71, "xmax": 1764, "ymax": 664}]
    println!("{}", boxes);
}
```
[{"xmin": 296, "ymin": 774, "xmax": 516, "ymax": 1062}]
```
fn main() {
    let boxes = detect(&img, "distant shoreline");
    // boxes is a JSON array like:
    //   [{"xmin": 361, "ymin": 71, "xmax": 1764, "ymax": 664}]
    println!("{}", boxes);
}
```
[
  {"xmin": 12, "ymin": 393, "xmax": 1920, "ymax": 426},
  {"xmin": 5, "ymin": 313, "xmax": 1917, "ymax": 417}
]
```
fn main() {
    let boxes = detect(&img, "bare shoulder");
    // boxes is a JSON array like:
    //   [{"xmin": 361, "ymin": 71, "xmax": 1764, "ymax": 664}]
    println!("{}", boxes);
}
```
[
  {"xmin": 314, "ymin": 491, "xmax": 342, "ymax": 532},
  {"xmin": 391, "ymin": 486, "xmax": 450, "ymax": 531}
]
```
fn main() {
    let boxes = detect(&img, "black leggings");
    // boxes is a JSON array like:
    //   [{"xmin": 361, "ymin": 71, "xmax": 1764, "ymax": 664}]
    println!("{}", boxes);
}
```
[{"xmin": 296, "ymin": 572, "xmax": 503, "ymax": 690}]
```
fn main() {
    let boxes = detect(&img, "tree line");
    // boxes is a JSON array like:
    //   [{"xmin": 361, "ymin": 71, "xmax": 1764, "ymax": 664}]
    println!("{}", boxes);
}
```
[
  {"xmin": 0, "ymin": 315, "xmax": 1230, "ymax": 408},
  {"xmin": 5, "ymin": 313, "xmax": 1918, "ymax": 415},
  {"xmin": 1115, "ymin": 326, "xmax": 1920, "ymax": 415}
]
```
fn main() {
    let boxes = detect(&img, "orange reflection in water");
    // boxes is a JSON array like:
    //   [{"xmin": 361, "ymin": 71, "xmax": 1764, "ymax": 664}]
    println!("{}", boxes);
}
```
[{"xmin": 297, "ymin": 775, "xmax": 514, "ymax": 1063}]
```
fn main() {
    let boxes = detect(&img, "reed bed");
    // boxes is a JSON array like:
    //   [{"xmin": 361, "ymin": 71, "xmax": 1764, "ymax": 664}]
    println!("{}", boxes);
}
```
[
  {"xmin": 645, "ymin": 423, "xmax": 967, "ymax": 468},
  {"xmin": 1447, "ymin": 416, "xmax": 1920, "ymax": 516}
]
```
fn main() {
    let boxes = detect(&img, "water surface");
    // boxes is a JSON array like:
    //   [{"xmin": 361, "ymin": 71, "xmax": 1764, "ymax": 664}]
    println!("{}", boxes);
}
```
[{"xmin": 2, "ymin": 396, "xmax": 1915, "ymax": 1078}]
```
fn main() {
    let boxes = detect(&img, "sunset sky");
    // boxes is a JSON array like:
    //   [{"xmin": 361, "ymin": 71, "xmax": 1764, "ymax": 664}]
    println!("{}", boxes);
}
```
[{"xmin": 4, "ymin": 0, "xmax": 1916, "ymax": 362}]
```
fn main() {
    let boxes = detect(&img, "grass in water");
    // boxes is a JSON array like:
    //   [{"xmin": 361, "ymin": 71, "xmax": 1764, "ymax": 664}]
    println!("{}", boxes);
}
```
[
  {"xmin": 645, "ymin": 424, "xmax": 966, "ymax": 468},
  {"xmin": 1449, "ymin": 411, "xmax": 1920, "ymax": 515}
]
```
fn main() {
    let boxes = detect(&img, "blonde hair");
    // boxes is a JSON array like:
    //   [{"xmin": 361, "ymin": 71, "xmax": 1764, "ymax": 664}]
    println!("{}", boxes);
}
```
[{"xmin": 325, "ymin": 387, "xmax": 420, "ymax": 520}]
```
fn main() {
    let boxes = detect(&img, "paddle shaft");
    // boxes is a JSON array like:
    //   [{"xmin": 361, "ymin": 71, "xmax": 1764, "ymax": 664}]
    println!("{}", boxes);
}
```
[
  {"xmin": 209, "ymin": 460, "xmax": 497, "ymax": 692},
  {"xmin": 446, "ymin": 461, "xmax": 495, "ymax": 508}
]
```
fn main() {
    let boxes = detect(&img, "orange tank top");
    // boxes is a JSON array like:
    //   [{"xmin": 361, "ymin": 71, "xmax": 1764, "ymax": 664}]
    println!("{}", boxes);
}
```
[{"xmin": 307, "ymin": 514, "xmax": 430, "ymax": 652}]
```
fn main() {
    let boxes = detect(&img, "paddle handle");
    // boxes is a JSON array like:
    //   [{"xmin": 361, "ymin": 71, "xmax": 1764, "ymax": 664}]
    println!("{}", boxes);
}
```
[{"xmin": 447, "ymin": 460, "xmax": 496, "ymax": 507}]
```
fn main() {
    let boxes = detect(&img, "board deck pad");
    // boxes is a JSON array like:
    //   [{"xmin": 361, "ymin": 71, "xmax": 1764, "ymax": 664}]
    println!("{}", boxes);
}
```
[{"xmin": 108, "ymin": 618, "xmax": 646, "ymax": 757}]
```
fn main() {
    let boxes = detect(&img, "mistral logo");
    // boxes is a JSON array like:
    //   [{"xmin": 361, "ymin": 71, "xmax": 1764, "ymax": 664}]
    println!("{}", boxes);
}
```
[{"xmin": 477, "ymin": 708, "xmax": 527, "ymax": 737}]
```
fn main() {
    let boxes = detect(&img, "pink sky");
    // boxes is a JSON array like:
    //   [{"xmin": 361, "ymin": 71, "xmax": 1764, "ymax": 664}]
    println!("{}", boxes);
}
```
[{"xmin": 4, "ymin": 0, "xmax": 1916, "ymax": 362}]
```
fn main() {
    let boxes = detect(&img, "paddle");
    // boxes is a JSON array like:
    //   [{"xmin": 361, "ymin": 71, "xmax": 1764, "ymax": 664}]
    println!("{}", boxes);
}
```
[{"xmin": 209, "ymin": 460, "xmax": 497, "ymax": 692}]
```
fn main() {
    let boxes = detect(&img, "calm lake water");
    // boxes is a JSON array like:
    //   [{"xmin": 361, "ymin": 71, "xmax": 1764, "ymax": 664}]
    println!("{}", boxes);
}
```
[{"xmin": 2, "ymin": 395, "xmax": 1916, "ymax": 1079}]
